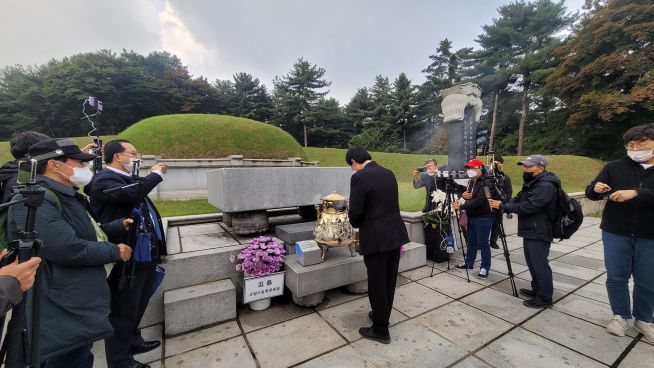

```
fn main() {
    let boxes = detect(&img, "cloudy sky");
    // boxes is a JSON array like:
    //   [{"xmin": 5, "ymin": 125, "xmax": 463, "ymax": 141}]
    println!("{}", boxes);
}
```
[{"xmin": 1, "ymin": 0, "xmax": 585, "ymax": 103}]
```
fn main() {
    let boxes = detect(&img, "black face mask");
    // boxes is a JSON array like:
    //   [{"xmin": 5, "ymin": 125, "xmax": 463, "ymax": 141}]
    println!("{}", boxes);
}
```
[{"xmin": 522, "ymin": 172, "xmax": 535, "ymax": 183}]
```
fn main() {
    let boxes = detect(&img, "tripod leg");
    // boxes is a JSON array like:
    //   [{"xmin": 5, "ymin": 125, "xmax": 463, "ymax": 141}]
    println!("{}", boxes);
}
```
[{"xmin": 497, "ymin": 215, "xmax": 518, "ymax": 297}]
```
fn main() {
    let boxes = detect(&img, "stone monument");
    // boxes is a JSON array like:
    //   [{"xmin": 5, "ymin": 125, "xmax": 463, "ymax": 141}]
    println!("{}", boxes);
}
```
[{"xmin": 440, "ymin": 83, "xmax": 483, "ymax": 170}]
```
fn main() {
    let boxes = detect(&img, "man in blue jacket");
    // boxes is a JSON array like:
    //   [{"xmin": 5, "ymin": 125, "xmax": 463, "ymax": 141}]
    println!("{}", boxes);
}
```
[
  {"xmin": 86, "ymin": 140, "xmax": 167, "ymax": 368},
  {"xmin": 7, "ymin": 138, "xmax": 132, "ymax": 367},
  {"xmin": 347, "ymin": 146, "xmax": 409, "ymax": 344}
]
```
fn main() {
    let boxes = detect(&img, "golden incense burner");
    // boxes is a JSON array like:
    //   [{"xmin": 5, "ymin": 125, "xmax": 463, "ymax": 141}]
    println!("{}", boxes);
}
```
[{"xmin": 313, "ymin": 192, "xmax": 358, "ymax": 261}]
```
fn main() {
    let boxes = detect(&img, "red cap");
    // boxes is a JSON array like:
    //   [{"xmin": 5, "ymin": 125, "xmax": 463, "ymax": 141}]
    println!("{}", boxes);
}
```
[{"xmin": 464, "ymin": 159, "xmax": 484, "ymax": 168}]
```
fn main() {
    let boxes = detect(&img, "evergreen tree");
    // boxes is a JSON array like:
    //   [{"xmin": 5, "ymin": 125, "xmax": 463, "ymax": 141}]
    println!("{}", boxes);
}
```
[
  {"xmin": 390, "ymin": 73, "xmax": 416, "ymax": 150},
  {"xmin": 271, "ymin": 58, "xmax": 331, "ymax": 147},
  {"xmin": 544, "ymin": 0, "xmax": 654, "ymax": 159},
  {"xmin": 476, "ymin": 0, "xmax": 574, "ymax": 154}
]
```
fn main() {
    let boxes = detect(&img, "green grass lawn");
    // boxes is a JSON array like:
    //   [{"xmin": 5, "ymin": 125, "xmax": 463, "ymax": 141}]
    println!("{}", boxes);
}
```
[{"xmin": 152, "ymin": 198, "xmax": 220, "ymax": 218}]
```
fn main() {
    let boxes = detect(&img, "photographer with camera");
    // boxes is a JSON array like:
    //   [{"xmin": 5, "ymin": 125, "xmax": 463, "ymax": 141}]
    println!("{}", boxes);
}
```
[
  {"xmin": 451, "ymin": 159, "xmax": 494, "ymax": 279},
  {"xmin": 489, "ymin": 155, "xmax": 512, "ymax": 249},
  {"xmin": 488, "ymin": 155, "xmax": 559, "ymax": 309},
  {"xmin": 86, "ymin": 140, "xmax": 167, "ymax": 368},
  {"xmin": 413, "ymin": 159, "xmax": 444, "ymax": 212},
  {"xmin": 6, "ymin": 138, "xmax": 133, "ymax": 367},
  {"xmin": 1, "ymin": 131, "xmax": 50, "ymax": 204}
]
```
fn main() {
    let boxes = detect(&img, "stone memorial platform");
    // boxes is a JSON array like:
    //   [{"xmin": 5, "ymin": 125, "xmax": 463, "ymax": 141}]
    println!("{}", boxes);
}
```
[
  {"xmin": 284, "ymin": 242, "xmax": 426, "ymax": 306},
  {"xmin": 207, "ymin": 167, "xmax": 352, "ymax": 212}
]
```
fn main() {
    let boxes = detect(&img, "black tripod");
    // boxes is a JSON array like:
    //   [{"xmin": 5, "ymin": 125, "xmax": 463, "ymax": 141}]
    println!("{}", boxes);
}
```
[
  {"xmin": 482, "ymin": 179, "xmax": 518, "ymax": 297},
  {"xmin": 0, "ymin": 184, "xmax": 45, "ymax": 367},
  {"xmin": 429, "ymin": 178, "xmax": 470, "ymax": 283}
]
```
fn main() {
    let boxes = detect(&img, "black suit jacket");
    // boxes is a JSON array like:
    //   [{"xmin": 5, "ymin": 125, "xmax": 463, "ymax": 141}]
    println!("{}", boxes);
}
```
[
  {"xmin": 348, "ymin": 161, "xmax": 410, "ymax": 255},
  {"xmin": 85, "ymin": 168, "xmax": 167, "ymax": 256}
]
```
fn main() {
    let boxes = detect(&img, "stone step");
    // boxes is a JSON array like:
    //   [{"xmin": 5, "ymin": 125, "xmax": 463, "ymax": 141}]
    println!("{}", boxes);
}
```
[
  {"xmin": 163, "ymin": 279, "xmax": 236, "ymax": 336},
  {"xmin": 140, "ymin": 245, "xmax": 243, "ymax": 328}
]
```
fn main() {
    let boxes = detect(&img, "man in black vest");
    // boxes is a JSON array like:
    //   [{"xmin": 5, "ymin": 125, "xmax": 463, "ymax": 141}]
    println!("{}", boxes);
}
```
[
  {"xmin": 85, "ymin": 139, "xmax": 167, "ymax": 368},
  {"xmin": 347, "ymin": 146, "xmax": 410, "ymax": 344}
]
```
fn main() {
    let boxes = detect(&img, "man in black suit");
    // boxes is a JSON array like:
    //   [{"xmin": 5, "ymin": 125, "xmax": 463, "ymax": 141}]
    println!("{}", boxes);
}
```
[
  {"xmin": 346, "ymin": 146, "xmax": 410, "ymax": 344},
  {"xmin": 85, "ymin": 140, "xmax": 167, "ymax": 368}
]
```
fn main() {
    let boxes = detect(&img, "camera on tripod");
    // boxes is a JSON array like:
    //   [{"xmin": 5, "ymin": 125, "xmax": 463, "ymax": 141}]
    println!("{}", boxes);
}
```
[{"xmin": 435, "ymin": 170, "xmax": 469, "ymax": 179}]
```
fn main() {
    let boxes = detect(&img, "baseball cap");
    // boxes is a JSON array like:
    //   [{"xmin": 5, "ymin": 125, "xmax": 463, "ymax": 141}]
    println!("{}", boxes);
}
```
[
  {"xmin": 29, "ymin": 138, "xmax": 96, "ymax": 162},
  {"xmin": 464, "ymin": 159, "xmax": 484, "ymax": 168},
  {"xmin": 517, "ymin": 154, "xmax": 548, "ymax": 167}
]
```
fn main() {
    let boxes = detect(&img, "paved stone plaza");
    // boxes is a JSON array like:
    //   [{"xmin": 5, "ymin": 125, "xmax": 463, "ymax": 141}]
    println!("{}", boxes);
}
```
[{"xmin": 92, "ymin": 216, "xmax": 654, "ymax": 367}]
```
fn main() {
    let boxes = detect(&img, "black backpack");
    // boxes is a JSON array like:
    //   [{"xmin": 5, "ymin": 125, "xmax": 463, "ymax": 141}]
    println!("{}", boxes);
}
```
[{"xmin": 551, "ymin": 182, "xmax": 584, "ymax": 241}]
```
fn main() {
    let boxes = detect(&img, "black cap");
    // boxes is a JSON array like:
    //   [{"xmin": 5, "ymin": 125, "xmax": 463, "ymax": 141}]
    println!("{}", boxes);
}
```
[{"xmin": 29, "ymin": 138, "xmax": 96, "ymax": 162}]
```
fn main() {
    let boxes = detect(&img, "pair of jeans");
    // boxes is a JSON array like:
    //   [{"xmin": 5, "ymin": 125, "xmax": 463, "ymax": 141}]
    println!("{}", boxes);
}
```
[
  {"xmin": 464, "ymin": 217, "xmax": 493, "ymax": 270},
  {"xmin": 40, "ymin": 344, "xmax": 93, "ymax": 368},
  {"xmin": 602, "ymin": 231, "xmax": 654, "ymax": 323}
]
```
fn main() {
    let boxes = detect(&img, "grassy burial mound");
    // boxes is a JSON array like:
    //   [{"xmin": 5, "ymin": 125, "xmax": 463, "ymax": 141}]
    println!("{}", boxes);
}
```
[{"xmin": 118, "ymin": 114, "xmax": 306, "ymax": 160}]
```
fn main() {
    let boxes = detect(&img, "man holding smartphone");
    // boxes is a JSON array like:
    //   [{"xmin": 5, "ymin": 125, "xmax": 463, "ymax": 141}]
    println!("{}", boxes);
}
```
[{"xmin": 413, "ymin": 158, "xmax": 444, "ymax": 212}]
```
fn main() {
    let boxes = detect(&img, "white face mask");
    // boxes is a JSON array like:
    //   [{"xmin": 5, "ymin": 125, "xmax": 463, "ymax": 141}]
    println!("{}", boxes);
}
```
[
  {"xmin": 121, "ymin": 157, "xmax": 140, "ymax": 175},
  {"xmin": 59, "ymin": 163, "xmax": 93, "ymax": 187},
  {"xmin": 466, "ymin": 169, "xmax": 478, "ymax": 178},
  {"xmin": 627, "ymin": 149, "xmax": 653, "ymax": 163}
]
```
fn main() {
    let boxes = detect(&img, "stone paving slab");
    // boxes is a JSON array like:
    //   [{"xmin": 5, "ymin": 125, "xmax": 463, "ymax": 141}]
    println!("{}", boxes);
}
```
[
  {"xmin": 476, "ymin": 327, "xmax": 606, "ymax": 368},
  {"xmin": 461, "ymin": 288, "xmax": 539, "ymax": 324},
  {"xmin": 314, "ymin": 288, "xmax": 367, "ymax": 311},
  {"xmin": 295, "ymin": 345, "xmax": 375, "ymax": 368},
  {"xmin": 573, "ymin": 282, "xmax": 611, "ymax": 304},
  {"xmin": 178, "ymin": 222, "xmax": 225, "ymax": 237},
  {"xmin": 246, "ymin": 313, "xmax": 346, "ymax": 368},
  {"xmin": 392, "ymin": 282, "xmax": 453, "ymax": 317},
  {"xmin": 180, "ymin": 232, "xmax": 240, "ymax": 252},
  {"xmin": 352, "ymin": 320, "xmax": 468, "ymax": 368},
  {"xmin": 556, "ymin": 254, "xmax": 606, "ymax": 271},
  {"xmin": 514, "ymin": 271, "xmax": 587, "ymax": 293},
  {"xmin": 401, "ymin": 265, "xmax": 442, "ymax": 281},
  {"xmin": 452, "ymin": 355, "xmax": 493, "ymax": 367},
  {"xmin": 548, "ymin": 260, "xmax": 604, "ymax": 280},
  {"xmin": 318, "ymin": 297, "xmax": 407, "ymax": 341},
  {"xmin": 238, "ymin": 297, "xmax": 313, "ymax": 333},
  {"xmin": 569, "ymin": 247, "xmax": 604, "ymax": 260},
  {"xmin": 417, "ymin": 301, "xmax": 513, "ymax": 352},
  {"xmin": 523, "ymin": 309, "xmax": 632, "ymax": 365},
  {"xmin": 619, "ymin": 342, "xmax": 654, "ymax": 367},
  {"xmin": 164, "ymin": 335, "xmax": 256, "ymax": 368},
  {"xmin": 553, "ymin": 294, "xmax": 616, "ymax": 327},
  {"xmin": 164, "ymin": 320, "xmax": 241, "ymax": 357},
  {"xmin": 417, "ymin": 272, "xmax": 485, "ymax": 299}
]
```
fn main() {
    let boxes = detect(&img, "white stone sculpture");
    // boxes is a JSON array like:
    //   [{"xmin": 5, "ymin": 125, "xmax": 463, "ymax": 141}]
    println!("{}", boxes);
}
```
[{"xmin": 441, "ymin": 83, "xmax": 483, "ymax": 124}]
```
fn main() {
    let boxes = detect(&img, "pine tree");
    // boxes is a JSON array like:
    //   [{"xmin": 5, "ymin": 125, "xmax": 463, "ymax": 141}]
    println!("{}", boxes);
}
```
[{"xmin": 271, "ymin": 58, "xmax": 331, "ymax": 147}]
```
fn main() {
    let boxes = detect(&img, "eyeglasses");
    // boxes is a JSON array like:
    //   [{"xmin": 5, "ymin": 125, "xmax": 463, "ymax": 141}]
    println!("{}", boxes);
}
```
[
  {"xmin": 625, "ymin": 142, "xmax": 652, "ymax": 150},
  {"xmin": 122, "ymin": 150, "xmax": 141, "ymax": 158}
]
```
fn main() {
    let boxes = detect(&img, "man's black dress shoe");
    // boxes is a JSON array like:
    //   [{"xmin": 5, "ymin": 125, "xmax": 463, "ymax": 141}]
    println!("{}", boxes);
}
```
[
  {"xmin": 131, "ymin": 340, "xmax": 161, "ymax": 355},
  {"xmin": 490, "ymin": 243, "xmax": 500, "ymax": 249},
  {"xmin": 519, "ymin": 288, "xmax": 537, "ymax": 298},
  {"xmin": 523, "ymin": 297, "xmax": 553, "ymax": 309},
  {"xmin": 127, "ymin": 360, "xmax": 150, "ymax": 368},
  {"xmin": 359, "ymin": 327, "xmax": 391, "ymax": 344}
]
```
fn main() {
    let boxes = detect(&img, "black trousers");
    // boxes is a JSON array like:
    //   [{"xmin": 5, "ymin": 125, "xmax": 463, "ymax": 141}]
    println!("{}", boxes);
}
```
[
  {"xmin": 105, "ymin": 261, "xmax": 157, "ymax": 368},
  {"xmin": 523, "ymin": 238, "xmax": 553, "ymax": 301},
  {"xmin": 363, "ymin": 247, "xmax": 401, "ymax": 335}
]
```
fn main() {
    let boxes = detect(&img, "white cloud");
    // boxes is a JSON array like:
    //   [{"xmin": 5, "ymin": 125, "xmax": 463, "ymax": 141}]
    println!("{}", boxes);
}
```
[{"xmin": 158, "ymin": 2, "xmax": 222, "ymax": 79}]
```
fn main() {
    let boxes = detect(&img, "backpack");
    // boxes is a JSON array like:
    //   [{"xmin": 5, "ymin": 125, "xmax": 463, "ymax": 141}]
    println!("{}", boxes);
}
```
[
  {"xmin": 0, "ymin": 188, "xmax": 61, "ymax": 250},
  {"xmin": 551, "ymin": 182, "xmax": 584, "ymax": 241}
]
